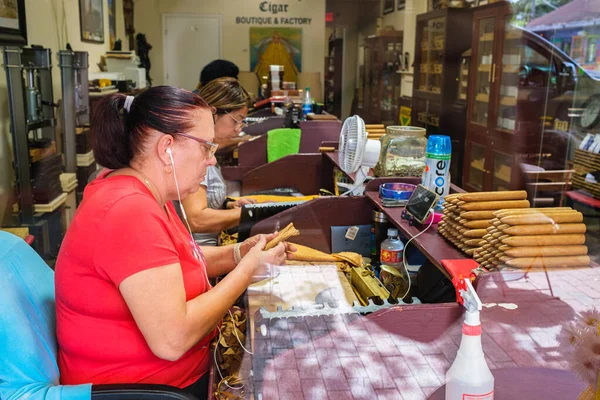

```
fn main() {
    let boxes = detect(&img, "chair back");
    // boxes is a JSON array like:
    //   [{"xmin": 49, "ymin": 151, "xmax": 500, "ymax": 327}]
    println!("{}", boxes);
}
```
[{"xmin": 0, "ymin": 231, "xmax": 90, "ymax": 400}]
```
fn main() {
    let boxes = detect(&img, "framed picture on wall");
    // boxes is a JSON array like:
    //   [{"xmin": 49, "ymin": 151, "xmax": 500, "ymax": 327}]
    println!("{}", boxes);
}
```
[
  {"xmin": 383, "ymin": 0, "xmax": 395, "ymax": 15},
  {"xmin": 79, "ymin": 0, "xmax": 104, "ymax": 43},
  {"xmin": 0, "ymin": 0, "xmax": 27, "ymax": 46},
  {"xmin": 398, "ymin": 0, "xmax": 406, "ymax": 10},
  {"xmin": 108, "ymin": 0, "xmax": 116, "ymax": 49}
]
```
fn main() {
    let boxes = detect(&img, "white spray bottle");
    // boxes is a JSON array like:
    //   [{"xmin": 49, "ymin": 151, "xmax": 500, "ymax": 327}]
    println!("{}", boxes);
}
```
[{"xmin": 445, "ymin": 278, "xmax": 494, "ymax": 400}]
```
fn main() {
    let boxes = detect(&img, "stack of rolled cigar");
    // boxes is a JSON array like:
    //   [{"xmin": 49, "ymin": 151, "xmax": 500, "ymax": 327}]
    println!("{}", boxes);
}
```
[
  {"xmin": 475, "ymin": 207, "xmax": 590, "ymax": 270},
  {"xmin": 438, "ymin": 191, "xmax": 530, "ymax": 256}
]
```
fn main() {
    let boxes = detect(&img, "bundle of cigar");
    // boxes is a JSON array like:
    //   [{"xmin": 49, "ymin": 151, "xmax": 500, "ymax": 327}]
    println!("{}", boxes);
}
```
[
  {"xmin": 438, "ymin": 190, "xmax": 530, "ymax": 256},
  {"xmin": 475, "ymin": 207, "xmax": 590, "ymax": 270}
]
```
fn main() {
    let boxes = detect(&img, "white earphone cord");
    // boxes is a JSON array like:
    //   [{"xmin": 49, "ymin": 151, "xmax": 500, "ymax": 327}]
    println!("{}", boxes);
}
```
[
  {"xmin": 168, "ymin": 150, "xmax": 195, "ymax": 238},
  {"xmin": 213, "ymin": 309, "xmax": 253, "ymax": 390},
  {"xmin": 400, "ymin": 208, "xmax": 436, "ymax": 300}
]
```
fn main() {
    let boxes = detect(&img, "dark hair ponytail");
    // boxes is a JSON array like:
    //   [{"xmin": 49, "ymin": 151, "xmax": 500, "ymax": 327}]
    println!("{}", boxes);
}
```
[
  {"xmin": 91, "ymin": 94, "xmax": 130, "ymax": 169},
  {"xmin": 91, "ymin": 86, "xmax": 209, "ymax": 170}
]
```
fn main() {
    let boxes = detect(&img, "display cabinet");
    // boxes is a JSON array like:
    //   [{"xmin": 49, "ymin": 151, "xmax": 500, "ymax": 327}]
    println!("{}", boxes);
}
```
[
  {"xmin": 411, "ymin": 8, "xmax": 473, "ymax": 186},
  {"xmin": 324, "ymin": 38, "xmax": 343, "ymax": 117},
  {"xmin": 463, "ymin": 2, "xmax": 571, "ymax": 192},
  {"xmin": 360, "ymin": 31, "xmax": 403, "ymax": 124},
  {"xmin": 458, "ymin": 49, "xmax": 471, "ymax": 103}
]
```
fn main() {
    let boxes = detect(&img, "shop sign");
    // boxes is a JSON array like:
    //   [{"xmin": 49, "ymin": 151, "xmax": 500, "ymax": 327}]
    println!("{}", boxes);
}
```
[{"xmin": 235, "ymin": 1, "xmax": 313, "ymax": 25}]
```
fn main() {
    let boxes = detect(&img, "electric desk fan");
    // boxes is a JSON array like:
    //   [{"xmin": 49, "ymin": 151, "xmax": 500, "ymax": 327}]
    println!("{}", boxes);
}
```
[{"xmin": 338, "ymin": 115, "xmax": 381, "ymax": 195}]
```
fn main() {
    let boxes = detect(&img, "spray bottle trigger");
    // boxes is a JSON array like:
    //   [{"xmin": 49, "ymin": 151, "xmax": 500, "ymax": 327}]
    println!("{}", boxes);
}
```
[{"xmin": 460, "ymin": 279, "xmax": 482, "ymax": 314}]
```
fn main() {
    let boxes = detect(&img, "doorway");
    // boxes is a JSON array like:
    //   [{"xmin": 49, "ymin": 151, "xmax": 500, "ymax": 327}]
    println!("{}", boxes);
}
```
[{"xmin": 163, "ymin": 14, "xmax": 222, "ymax": 90}]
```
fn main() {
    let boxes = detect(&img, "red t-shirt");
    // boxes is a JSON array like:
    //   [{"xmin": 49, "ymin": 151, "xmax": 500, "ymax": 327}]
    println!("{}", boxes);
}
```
[{"xmin": 55, "ymin": 171, "xmax": 215, "ymax": 388}]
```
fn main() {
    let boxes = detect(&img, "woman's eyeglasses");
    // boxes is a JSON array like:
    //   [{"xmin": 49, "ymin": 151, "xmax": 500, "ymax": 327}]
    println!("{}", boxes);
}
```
[
  {"xmin": 220, "ymin": 109, "xmax": 249, "ymax": 128},
  {"xmin": 170, "ymin": 133, "xmax": 219, "ymax": 159}
]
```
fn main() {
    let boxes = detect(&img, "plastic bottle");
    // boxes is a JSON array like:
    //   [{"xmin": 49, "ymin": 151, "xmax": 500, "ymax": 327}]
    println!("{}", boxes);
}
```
[
  {"xmin": 422, "ymin": 134, "xmax": 452, "ymax": 208},
  {"xmin": 380, "ymin": 228, "xmax": 408, "ymax": 299},
  {"xmin": 445, "ymin": 279, "xmax": 494, "ymax": 400},
  {"xmin": 302, "ymin": 86, "xmax": 312, "ymax": 120}
]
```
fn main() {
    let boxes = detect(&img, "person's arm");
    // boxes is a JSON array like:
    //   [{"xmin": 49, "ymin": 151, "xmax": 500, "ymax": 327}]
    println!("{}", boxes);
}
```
[
  {"xmin": 200, "ymin": 233, "xmax": 292, "ymax": 278},
  {"xmin": 200, "ymin": 245, "xmax": 236, "ymax": 277},
  {"xmin": 182, "ymin": 186, "xmax": 241, "ymax": 233},
  {"xmin": 119, "ymin": 238, "xmax": 288, "ymax": 361}
]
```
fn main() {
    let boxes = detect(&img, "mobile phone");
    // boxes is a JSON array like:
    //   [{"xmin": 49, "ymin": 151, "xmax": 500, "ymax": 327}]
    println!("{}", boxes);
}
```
[{"xmin": 405, "ymin": 185, "xmax": 439, "ymax": 224}]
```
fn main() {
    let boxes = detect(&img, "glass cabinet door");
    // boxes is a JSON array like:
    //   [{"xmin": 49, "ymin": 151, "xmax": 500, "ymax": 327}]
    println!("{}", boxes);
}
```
[
  {"xmin": 496, "ymin": 17, "xmax": 521, "ymax": 133},
  {"xmin": 417, "ymin": 17, "xmax": 445, "ymax": 94},
  {"xmin": 471, "ymin": 17, "xmax": 496, "ymax": 126},
  {"xmin": 371, "ymin": 43, "xmax": 380, "ymax": 117},
  {"xmin": 467, "ymin": 142, "xmax": 487, "ymax": 191},
  {"xmin": 381, "ymin": 39, "xmax": 402, "ymax": 121},
  {"xmin": 492, "ymin": 151, "xmax": 514, "ymax": 191},
  {"xmin": 417, "ymin": 21, "xmax": 429, "ymax": 92},
  {"xmin": 428, "ymin": 17, "xmax": 445, "ymax": 94},
  {"xmin": 458, "ymin": 51, "xmax": 470, "ymax": 101}
]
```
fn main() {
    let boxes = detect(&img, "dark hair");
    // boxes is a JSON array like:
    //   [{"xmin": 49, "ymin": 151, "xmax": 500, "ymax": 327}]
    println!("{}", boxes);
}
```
[
  {"xmin": 199, "ymin": 59, "xmax": 239, "ymax": 88},
  {"xmin": 91, "ymin": 86, "xmax": 209, "ymax": 169},
  {"xmin": 199, "ymin": 77, "xmax": 251, "ymax": 113}
]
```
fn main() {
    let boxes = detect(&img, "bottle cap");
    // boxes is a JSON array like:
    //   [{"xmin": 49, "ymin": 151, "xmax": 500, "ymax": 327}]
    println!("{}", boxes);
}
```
[
  {"xmin": 305, "ymin": 86, "xmax": 310, "ymax": 90},
  {"xmin": 387, "ymin": 228, "xmax": 398, "ymax": 237}
]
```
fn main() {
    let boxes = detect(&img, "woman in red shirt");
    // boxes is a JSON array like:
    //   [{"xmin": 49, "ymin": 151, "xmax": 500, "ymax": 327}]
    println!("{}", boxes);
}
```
[{"xmin": 54, "ymin": 86, "xmax": 291, "ymax": 399}]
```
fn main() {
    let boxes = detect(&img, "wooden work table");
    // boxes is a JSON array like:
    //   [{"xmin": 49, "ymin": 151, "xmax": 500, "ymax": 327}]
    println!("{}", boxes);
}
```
[
  {"xmin": 209, "ymin": 152, "xmax": 596, "ymax": 399},
  {"xmin": 210, "ymin": 265, "xmax": 598, "ymax": 399}
]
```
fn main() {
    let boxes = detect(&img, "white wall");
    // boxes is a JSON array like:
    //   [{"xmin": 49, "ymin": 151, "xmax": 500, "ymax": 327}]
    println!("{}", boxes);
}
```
[
  {"xmin": 0, "ymin": 0, "xmax": 126, "ymax": 225},
  {"xmin": 24, "ymin": 0, "xmax": 126, "ymax": 96},
  {"xmin": 134, "ymin": 0, "xmax": 326, "ymax": 89},
  {"xmin": 401, "ymin": 0, "xmax": 427, "ymax": 97},
  {"xmin": 342, "ymin": 27, "xmax": 358, "ymax": 119},
  {"xmin": 382, "ymin": 3, "xmax": 405, "ymax": 32}
]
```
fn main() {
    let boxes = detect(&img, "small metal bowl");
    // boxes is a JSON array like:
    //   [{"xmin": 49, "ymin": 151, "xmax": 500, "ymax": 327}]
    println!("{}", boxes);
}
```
[{"xmin": 379, "ymin": 183, "xmax": 417, "ymax": 201}]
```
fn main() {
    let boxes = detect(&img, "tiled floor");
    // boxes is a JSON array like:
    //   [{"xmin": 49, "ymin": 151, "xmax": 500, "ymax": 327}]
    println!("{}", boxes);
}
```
[{"xmin": 250, "ymin": 265, "xmax": 600, "ymax": 399}]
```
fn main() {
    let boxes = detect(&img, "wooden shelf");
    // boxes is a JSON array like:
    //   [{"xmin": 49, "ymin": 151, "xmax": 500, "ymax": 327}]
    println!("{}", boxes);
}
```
[
  {"xmin": 34, "ymin": 193, "xmax": 67, "ymax": 213},
  {"xmin": 470, "ymin": 163, "xmax": 486, "ymax": 173},
  {"xmin": 494, "ymin": 174, "xmax": 511, "ymax": 183},
  {"xmin": 505, "ymin": 31, "xmax": 523, "ymax": 40},
  {"xmin": 503, "ymin": 64, "xmax": 521, "ymax": 73},
  {"xmin": 476, "ymin": 93, "xmax": 490, "ymax": 103},
  {"xmin": 497, "ymin": 127, "xmax": 516, "ymax": 134},
  {"xmin": 366, "ymin": 191, "xmax": 464, "ymax": 278},
  {"xmin": 500, "ymin": 96, "xmax": 517, "ymax": 107}
]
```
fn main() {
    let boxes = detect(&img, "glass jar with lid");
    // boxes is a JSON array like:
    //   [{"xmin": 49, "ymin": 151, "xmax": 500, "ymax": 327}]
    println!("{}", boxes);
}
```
[{"xmin": 374, "ymin": 126, "xmax": 427, "ymax": 177}]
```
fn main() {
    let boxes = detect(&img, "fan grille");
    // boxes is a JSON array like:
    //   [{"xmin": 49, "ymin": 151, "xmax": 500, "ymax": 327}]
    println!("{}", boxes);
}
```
[{"xmin": 339, "ymin": 115, "xmax": 366, "ymax": 174}]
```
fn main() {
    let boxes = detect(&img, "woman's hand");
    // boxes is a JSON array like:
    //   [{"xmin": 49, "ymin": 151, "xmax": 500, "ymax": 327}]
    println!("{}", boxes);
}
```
[
  {"xmin": 240, "ymin": 236, "xmax": 288, "ymax": 282},
  {"xmin": 226, "ymin": 197, "xmax": 257, "ymax": 209},
  {"xmin": 240, "ymin": 232, "xmax": 296, "ymax": 259}
]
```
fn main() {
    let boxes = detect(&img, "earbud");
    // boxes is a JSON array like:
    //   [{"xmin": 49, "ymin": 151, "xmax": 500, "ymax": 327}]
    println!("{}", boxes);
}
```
[{"xmin": 166, "ymin": 148, "xmax": 174, "ymax": 164}]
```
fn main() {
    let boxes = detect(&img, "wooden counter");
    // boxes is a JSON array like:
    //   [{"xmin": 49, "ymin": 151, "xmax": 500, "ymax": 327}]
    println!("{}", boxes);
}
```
[
  {"xmin": 221, "ymin": 121, "xmax": 341, "ymax": 183},
  {"xmin": 366, "ymin": 191, "xmax": 464, "ymax": 279}
]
